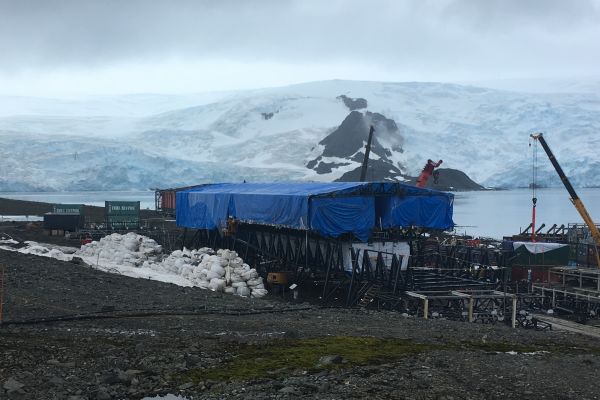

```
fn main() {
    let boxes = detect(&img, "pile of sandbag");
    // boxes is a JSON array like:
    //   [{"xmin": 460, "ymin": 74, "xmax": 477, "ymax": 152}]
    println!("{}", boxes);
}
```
[
  {"xmin": 77, "ymin": 232, "xmax": 163, "ymax": 267},
  {"xmin": 77, "ymin": 233, "xmax": 267, "ymax": 298}
]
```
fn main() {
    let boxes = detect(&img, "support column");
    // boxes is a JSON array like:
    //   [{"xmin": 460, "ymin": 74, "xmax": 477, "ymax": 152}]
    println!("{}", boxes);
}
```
[
  {"xmin": 511, "ymin": 296, "xmax": 517, "ymax": 329},
  {"xmin": 423, "ymin": 298, "xmax": 429, "ymax": 320},
  {"xmin": 468, "ymin": 298, "xmax": 474, "ymax": 323}
]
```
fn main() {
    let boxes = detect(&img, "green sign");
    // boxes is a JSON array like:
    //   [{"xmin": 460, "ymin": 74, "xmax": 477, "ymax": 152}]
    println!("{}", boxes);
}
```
[
  {"xmin": 52, "ymin": 204, "xmax": 84, "ymax": 215},
  {"xmin": 105, "ymin": 201, "xmax": 140, "ymax": 229},
  {"xmin": 105, "ymin": 201, "xmax": 140, "ymax": 216}
]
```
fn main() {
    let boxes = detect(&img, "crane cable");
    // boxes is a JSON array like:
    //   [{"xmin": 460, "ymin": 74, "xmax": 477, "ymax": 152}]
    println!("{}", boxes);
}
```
[{"xmin": 530, "ymin": 137, "xmax": 538, "ymax": 242}]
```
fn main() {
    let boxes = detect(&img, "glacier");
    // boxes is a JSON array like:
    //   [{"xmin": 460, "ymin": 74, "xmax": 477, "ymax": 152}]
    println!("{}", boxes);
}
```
[{"xmin": 0, "ymin": 79, "xmax": 598, "ymax": 191}]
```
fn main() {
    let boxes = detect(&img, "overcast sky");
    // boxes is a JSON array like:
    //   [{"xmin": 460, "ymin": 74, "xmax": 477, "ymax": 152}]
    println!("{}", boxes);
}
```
[{"xmin": 1, "ymin": 0, "xmax": 599, "ymax": 97}]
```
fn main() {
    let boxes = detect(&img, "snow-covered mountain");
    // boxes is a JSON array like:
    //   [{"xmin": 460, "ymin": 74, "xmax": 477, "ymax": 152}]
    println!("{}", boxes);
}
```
[{"xmin": 0, "ymin": 79, "xmax": 599, "ymax": 191}]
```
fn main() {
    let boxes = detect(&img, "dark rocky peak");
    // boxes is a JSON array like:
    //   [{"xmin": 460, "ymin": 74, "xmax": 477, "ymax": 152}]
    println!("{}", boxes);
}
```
[
  {"xmin": 318, "ymin": 111, "xmax": 398, "ymax": 160},
  {"xmin": 337, "ymin": 95, "xmax": 368, "ymax": 111},
  {"xmin": 307, "ymin": 110, "xmax": 406, "ymax": 181},
  {"xmin": 319, "ymin": 111, "xmax": 368, "ymax": 158},
  {"xmin": 365, "ymin": 111, "xmax": 399, "ymax": 134}
]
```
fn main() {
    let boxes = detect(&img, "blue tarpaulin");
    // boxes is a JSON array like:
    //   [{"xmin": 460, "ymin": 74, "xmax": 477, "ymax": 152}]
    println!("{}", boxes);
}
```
[{"xmin": 176, "ymin": 182, "xmax": 454, "ymax": 242}]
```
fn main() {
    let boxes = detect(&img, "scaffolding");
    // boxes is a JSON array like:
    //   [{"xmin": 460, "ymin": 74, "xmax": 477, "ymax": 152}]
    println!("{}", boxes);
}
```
[{"xmin": 532, "ymin": 266, "xmax": 600, "ymax": 323}]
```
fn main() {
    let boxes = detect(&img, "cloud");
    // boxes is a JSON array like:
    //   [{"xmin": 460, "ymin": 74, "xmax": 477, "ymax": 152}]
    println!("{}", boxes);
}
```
[
  {"xmin": 443, "ymin": 0, "xmax": 600, "ymax": 32},
  {"xmin": 0, "ymin": 0, "xmax": 598, "ymax": 95}
]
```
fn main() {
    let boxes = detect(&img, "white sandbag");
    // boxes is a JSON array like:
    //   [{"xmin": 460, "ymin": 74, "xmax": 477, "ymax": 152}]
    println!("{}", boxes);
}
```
[
  {"xmin": 197, "ymin": 280, "xmax": 210, "ymax": 289},
  {"xmin": 180, "ymin": 265, "xmax": 194, "ymax": 278},
  {"xmin": 206, "ymin": 270, "xmax": 222, "ymax": 280},
  {"xmin": 241, "ymin": 269, "xmax": 259, "ymax": 280},
  {"xmin": 251, "ymin": 288, "xmax": 268, "ymax": 298},
  {"xmin": 246, "ymin": 278, "xmax": 263, "ymax": 287},
  {"xmin": 123, "ymin": 238, "xmax": 141, "ymax": 252},
  {"xmin": 171, "ymin": 250, "xmax": 183, "ymax": 258},
  {"xmin": 210, "ymin": 263, "xmax": 225, "ymax": 276},
  {"xmin": 71, "ymin": 233, "xmax": 267, "ymax": 298},
  {"xmin": 220, "ymin": 249, "xmax": 236, "ymax": 260},
  {"xmin": 174, "ymin": 258, "xmax": 185, "ymax": 268},
  {"xmin": 208, "ymin": 278, "xmax": 225, "ymax": 292}
]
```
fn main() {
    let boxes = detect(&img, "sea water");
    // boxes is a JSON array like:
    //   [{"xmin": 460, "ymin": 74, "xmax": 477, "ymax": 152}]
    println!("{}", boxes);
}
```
[
  {"xmin": 1, "ymin": 188, "xmax": 599, "ymax": 240},
  {"xmin": 452, "ymin": 188, "xmax": 600, "ymax": 239}
]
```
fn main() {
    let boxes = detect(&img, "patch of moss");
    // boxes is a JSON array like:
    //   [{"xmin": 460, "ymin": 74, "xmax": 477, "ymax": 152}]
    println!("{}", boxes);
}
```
[
  {"xmin": 179, "ymin": 336, "xmax": 600, "ymax": 383},
  {"xmin": 182, "ymin": 336, "xmax": 431, "ymax": 382}
]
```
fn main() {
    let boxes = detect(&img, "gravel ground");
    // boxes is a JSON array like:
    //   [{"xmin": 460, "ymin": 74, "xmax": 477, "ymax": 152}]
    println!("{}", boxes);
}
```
[{"xmin": 1, "ymin": 249, "xmax": 600, "ymax": 400}]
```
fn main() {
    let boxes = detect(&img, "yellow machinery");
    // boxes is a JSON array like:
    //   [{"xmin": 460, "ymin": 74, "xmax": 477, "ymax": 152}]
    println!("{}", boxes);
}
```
[{"xmin": 530, "ymin": 133, "xmax": 600, "ymax": 268}]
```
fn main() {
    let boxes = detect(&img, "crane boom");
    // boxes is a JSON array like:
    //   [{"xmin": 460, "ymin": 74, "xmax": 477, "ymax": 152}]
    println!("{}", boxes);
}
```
[
  {"xmin": 530, "ymin": 132, "xmax": 600, "ymax": 267},
  {"xmin": 359, "ymin": 125, "xmax": 375, "ymax": 182}
]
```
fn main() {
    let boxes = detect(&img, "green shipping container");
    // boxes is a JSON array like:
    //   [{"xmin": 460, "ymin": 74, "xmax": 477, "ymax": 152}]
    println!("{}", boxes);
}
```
[
  {"xmin": 105, "ymin": 201, "xmax": 140, "ymax": 216},
  {"xmin": 105, "ymin": 201, "xmax": 140, "ymax": 229},
  {"xmin": 52, "ymin": 204, "xmax": 84, "ymax": 215}
]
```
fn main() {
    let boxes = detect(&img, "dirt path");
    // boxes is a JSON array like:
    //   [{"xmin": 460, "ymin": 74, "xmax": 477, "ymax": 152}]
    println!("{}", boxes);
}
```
[{"xmin": 534, "ymin": 313, "xmax": 600, "ymax": 339}]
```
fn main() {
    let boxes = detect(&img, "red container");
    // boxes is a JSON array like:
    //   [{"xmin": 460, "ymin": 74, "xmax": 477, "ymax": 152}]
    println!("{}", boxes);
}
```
[{"xmin": 163, "ymin": 190, "xmax": 176, "ymax": 210}]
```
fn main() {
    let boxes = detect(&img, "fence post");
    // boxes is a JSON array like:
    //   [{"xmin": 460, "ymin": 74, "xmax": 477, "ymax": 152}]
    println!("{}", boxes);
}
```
[{"xmin": 511, "ymin": 295, "xmax": 517, "ymax": 329}]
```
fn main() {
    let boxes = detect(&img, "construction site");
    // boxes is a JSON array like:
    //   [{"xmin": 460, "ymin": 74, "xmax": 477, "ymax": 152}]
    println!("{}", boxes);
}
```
[
  {"xmin": 1, "ymin": 131, "xmax": 600, "ymax": 399},
  {"xmin": 147, "ymin": 132, "xmax": 600, "ymax": 327}
]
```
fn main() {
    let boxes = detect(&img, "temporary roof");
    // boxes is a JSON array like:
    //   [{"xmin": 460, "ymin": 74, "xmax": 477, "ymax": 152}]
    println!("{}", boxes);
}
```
[{"xmin": 176, "ymin": 182, "xmax": 454, "ymax": 242}]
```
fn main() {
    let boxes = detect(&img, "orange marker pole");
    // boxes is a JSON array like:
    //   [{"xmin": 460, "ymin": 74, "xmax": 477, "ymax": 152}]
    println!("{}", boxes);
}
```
[{"xmin": 531, "ymin": 197, "xmax": 537, "ymax": 243}]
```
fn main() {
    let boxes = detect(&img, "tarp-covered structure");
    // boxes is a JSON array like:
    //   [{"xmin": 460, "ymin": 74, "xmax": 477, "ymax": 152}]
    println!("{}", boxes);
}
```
[
  {"xmin": 510, "ymin": 241, "xmax": 570, "ymax": 266},
  {"xmin": 176, "ymin": 182, "xmax": 454, "ymax": 242}
]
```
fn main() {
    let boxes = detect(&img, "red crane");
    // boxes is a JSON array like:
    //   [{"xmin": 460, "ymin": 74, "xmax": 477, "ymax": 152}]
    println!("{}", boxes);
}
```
[{"xmin": 416, "ymin": 159, "xmax": 443, "ymax": 188}]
